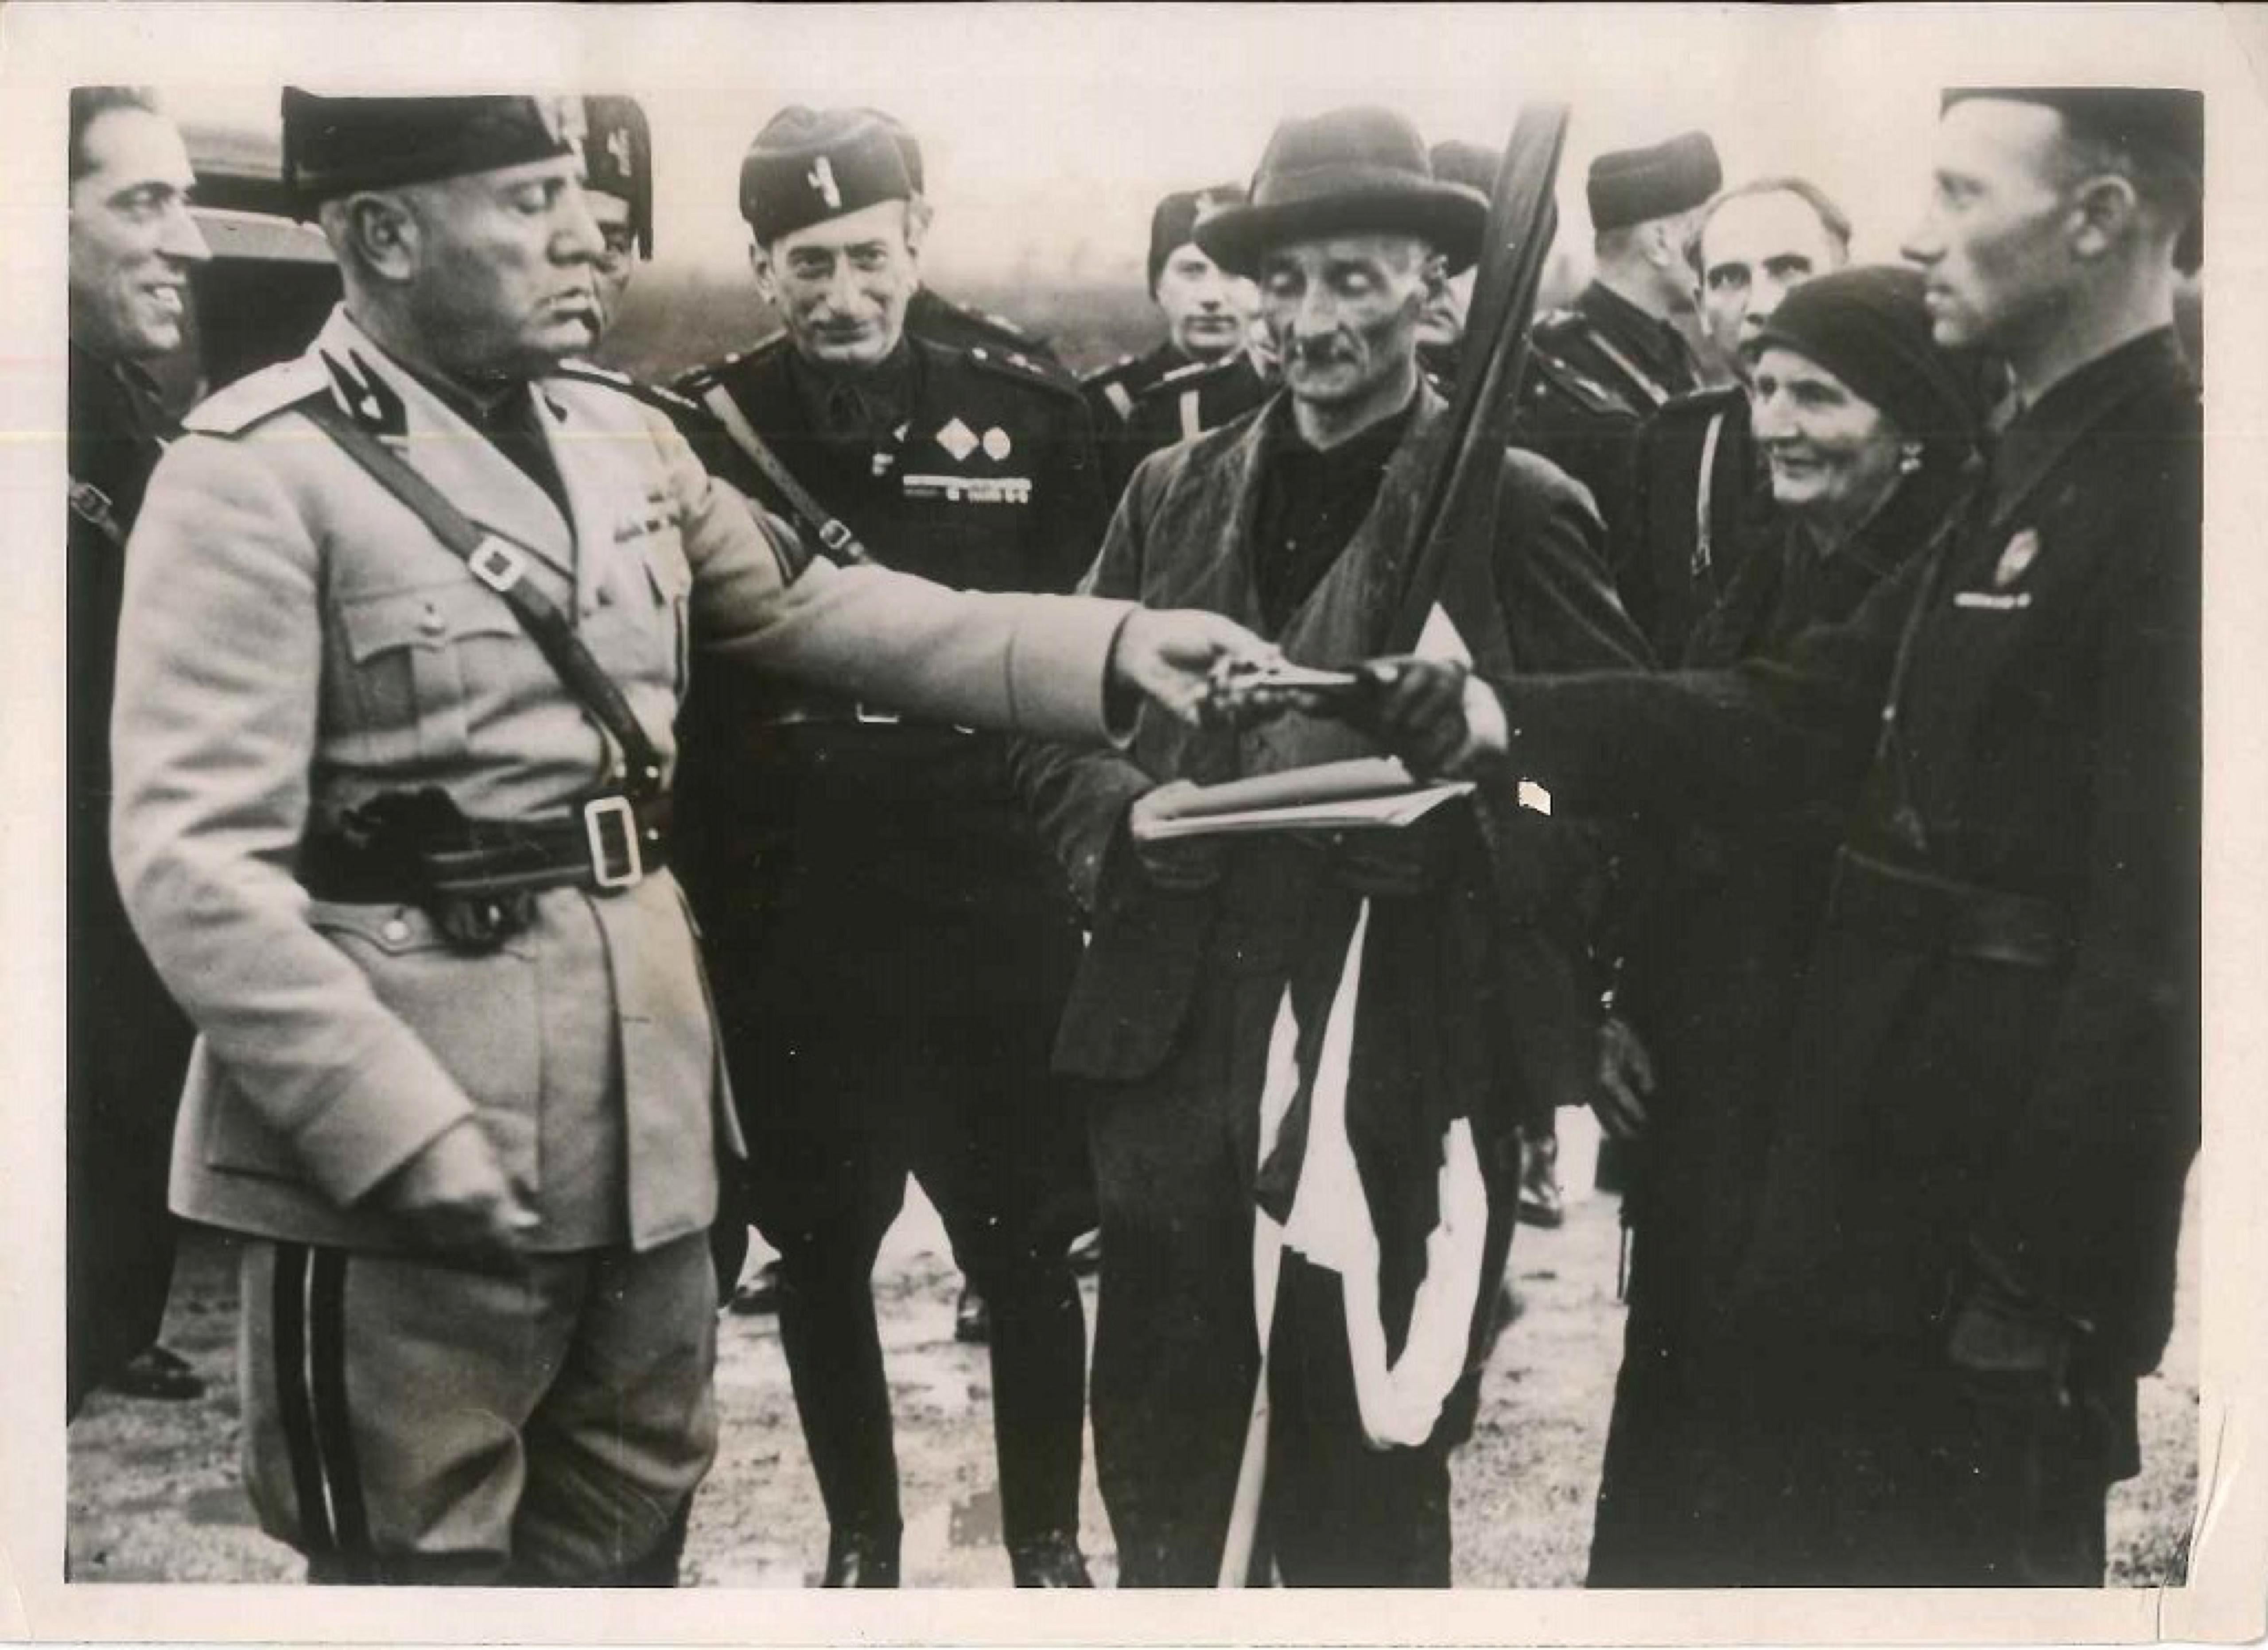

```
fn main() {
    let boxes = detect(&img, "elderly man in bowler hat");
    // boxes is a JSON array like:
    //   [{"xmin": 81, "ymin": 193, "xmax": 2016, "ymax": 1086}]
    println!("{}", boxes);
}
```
[
  {"xmin": 108, "ymin": 89, "xmax": 1268, "ymax": 1586},
  {"xmin": 1363, "ymin": 86, "xmax": 2203, "ymax": 1586},
  {"xmin": 1014, "ymin": 105, "xmax": 1647, "ymax": 1584}
]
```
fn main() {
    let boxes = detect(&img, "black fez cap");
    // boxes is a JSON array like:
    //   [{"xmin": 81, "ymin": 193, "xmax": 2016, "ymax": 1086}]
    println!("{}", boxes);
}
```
[
  {"xmin": 1752, "ymin": 264, "xmax": 1985, "ymax": 447},
  {"xmin": 1587, "ymin": 130, "xmax": 1723, "ymax": 231},
  {"xmin": 280, "ymin": 88, "xmax": 579, "ymax": 216},
  {"xmin": 739, "ymin": 106, "xmax": 913, "ymax": 244},
  {"xmin": 1429, "ymin": 140, "xmax": 1499, "ymax": 196},
  {"xmin": 1943, "ymin": 87, "xmax": 2202, "ymax": 270},
  {"xmin": 856, "ymin": 108, "xmax": 924, "ymax": 195},
  {"xmin": 1197, "ymin": 106, "xmax": 1487, "ymax": 278},
  {"xmin": 1147, "ymin": 182, "xmax": 1247, "ymax": 290},
  {"xmin": 582, "ymin": 96, "xmax": 652, "ymax": 259}
]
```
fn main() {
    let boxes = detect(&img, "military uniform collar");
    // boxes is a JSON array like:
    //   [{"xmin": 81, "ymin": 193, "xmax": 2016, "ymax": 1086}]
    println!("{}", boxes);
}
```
[
  {"xmin": 1577, "ymin": 279, "xmax": 1696, "ymax": 391},
  {"xmin": 1991, "ymin": 327, "xmax": 2191, "ymax": 528},
  {"xmin": 787, "ymin": 334, "xmax": 919, "ymax": 438},
  {"xmin": 308, "ymin": 307, "xmax": 582, "ymax": 581}
]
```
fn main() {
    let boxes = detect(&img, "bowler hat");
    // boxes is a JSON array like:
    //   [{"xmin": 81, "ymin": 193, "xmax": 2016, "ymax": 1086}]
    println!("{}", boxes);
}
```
[{"xmin": 1196, "ymin": 106, "xmax": 1487, "ymax": 278}]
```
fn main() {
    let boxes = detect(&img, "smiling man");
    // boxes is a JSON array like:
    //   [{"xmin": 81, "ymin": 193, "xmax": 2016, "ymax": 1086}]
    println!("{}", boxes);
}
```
[
  {"xmin": 1012, "ymin": 105, "xmax": 1647, "ymax": 1585},
  {"xmin": 108, "ymin": 89, "xmax": 1266, "ymax": 1587},
  {"xmin": 66, "ymin": 85, "xmax": 212, "ymax": 1418},
  {"xmin": 670, "ymin": 106, "xmax": 1111, "ymax": 1588}
]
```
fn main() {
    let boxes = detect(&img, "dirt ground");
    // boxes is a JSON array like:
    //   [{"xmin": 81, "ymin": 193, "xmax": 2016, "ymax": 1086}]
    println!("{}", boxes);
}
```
[{"xmin": 66, "ymin": 1184, "xmax": 2197, "ymax": 1589}]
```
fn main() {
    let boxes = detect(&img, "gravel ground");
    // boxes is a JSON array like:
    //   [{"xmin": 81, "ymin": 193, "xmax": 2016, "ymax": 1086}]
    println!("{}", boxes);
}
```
[{"xmin": 66, "ymin": 1185, "xmax": 2197, "ymax": 1589}]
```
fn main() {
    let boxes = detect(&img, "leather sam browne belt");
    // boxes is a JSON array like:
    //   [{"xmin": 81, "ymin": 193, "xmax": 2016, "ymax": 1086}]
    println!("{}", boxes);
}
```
[
  {"xmin": 301, "ymin": 789, "xmax": 672, "ymax": 950},
  {"xmin": 1826, "ymin": 848, "xmax": 2071, "ymax": 971}
]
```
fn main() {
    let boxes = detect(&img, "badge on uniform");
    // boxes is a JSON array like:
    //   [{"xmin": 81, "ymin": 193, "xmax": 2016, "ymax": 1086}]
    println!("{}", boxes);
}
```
[
  {"xmin": 936, "ymin": 417, "xmax": 979, "ymax": 462},
  {"xmin": 982, "ymin": 426, "xmax": 1013, "ymax": 462},
  {"xmin": 1993, "ymin": 527, "xmax": 2042, "ymax": 589}
]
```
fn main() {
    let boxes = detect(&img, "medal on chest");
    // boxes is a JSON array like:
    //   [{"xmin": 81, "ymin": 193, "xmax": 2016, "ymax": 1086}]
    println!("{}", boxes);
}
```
[
  {"xmin": 1953, "ymin": 526, "xmax": 2041, "ymax": 612},
  {"xmin": 901, "ymin": 414, "xmax": 1033, "ymax": 505}
]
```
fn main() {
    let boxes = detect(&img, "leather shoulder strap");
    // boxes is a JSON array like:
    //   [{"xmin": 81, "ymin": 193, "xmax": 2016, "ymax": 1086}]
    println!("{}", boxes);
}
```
[
  {"xmin": 302, "ymin": 397, "xmax": 666, "ymax": 800},
  {"xmin": 695, "ymin": 384, "xmax": 875, "ymax": 570}
]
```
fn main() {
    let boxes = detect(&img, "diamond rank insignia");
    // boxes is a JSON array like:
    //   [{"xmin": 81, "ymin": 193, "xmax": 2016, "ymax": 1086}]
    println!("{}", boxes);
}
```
[
  {"xmin": 982, "ymin": 426, "xmax": 1012, "ymax": 462},
  {"xmin": 936, "ymin": 417, "xmax": 979, "ymax": 462},
  {"xmin": 1993, "ymin": 528, "xmax": 2041, "ymax": 589}
]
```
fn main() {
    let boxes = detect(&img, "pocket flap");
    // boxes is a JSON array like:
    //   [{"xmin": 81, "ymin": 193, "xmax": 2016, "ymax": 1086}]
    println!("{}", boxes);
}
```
[{"xmin": 339, "ymin": 580, "xmax": 520, "ymax": 663}]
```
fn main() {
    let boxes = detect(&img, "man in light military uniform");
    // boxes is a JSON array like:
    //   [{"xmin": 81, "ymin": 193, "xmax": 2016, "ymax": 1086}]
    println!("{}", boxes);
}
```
[
  {"xmin": 670, "ymin": 107, "xmax": 1109, "ymax": 1588},
  {"xmin": 1515, "ymin": 130, "xmax": 1721, "ymax": 551},
  {"xmin": 109, "ymin": 89, "xmax": 1264, "ymax": 1587}
]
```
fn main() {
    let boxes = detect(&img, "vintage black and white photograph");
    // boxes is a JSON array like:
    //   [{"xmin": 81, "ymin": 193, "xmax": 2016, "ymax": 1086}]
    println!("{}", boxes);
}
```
[{"xmin": 8, "ymin": 0, "xmax": 2265, "ymax": 1639}]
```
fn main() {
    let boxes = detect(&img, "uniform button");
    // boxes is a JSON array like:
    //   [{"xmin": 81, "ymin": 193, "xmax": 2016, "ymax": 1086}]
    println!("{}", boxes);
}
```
[
  {"xmin": 381, "ymin": 916, "xmax": 412, "ymax": 943},
  {"xmin": 971, "ymin": 347, "xmax": 988, "ymax": 361},
  {"xmin": 419, "ymin": 603, "xmax": 445, "ymax": 635}
]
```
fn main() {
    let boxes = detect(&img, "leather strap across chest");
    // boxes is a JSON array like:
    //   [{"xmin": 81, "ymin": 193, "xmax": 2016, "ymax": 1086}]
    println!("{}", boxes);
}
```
[{"xmin": 302, "ymin": 396, "xmax": 667, "ymax": 804}]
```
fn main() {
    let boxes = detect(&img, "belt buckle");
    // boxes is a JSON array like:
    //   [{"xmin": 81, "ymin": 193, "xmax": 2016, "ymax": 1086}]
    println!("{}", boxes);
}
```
[{"xmin": 584, "ymin": 795, "xmax": 644, "ymax": 889}]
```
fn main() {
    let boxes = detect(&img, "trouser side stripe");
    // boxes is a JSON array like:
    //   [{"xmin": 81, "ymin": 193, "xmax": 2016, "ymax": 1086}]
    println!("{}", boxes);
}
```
[
  {"xmin": 307, "ymin": 1248, "xmax": 376, "ymax": 1582},
  {"xmin": 270, "ymin": 1242, "xmax": 335, "ymax": 1559}
]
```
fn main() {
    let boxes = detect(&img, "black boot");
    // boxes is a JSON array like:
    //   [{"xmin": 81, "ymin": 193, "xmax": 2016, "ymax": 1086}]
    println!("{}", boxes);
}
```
[
  {"xmin": 1007, "ymin": 1530, "xmax": 1093, "ymax": 1588},
  {"xmin": 821, "ymin": 1525, "xmax": 901, "ymax": 1588}
]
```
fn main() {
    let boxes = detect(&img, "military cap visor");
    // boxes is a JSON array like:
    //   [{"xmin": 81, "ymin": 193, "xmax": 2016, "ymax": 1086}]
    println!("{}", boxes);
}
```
[
  {"xmin": 739, "ymin": 107, "xmax": 913, "ymax": 244},
  {"xmin": 1196, "ymin": 106, "xmax": 1487, "ymax": 278},
  {"xmin": 280, "ymin": 89, "xmax": 580, "ymax": 215},
  {"xmin": 1586, "ymin": 129, "xmax": 1722, "ymax": 231}
]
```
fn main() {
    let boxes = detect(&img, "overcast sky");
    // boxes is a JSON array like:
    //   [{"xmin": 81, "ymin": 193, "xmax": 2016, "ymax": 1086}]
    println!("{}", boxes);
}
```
[{"xmin": 139, "ymin": 4, "xmax": 2243, "ymax": 301}]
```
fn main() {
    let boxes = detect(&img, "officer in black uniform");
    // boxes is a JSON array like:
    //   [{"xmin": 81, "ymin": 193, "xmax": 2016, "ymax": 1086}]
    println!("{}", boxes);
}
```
[
  {"xmin": 580, "ymin": 95, "xmax": 652, "ymax": 339},
  {"xmin": 1517, "ymin": 130, "xmax": 1720, "ymax": 550},
  {"xmin": 66, "ymin": 85, "xmax": 212, "ymax": 1415},
  {"xmin": 672, "ymin": 107, "xmax": 1106, "ymax": 1590},
  {"xmin": 1081, "ymin": 183, "xmax": 1254, "ymax": 432}
]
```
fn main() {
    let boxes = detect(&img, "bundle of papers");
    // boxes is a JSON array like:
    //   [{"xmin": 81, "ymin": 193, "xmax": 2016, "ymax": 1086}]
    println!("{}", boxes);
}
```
[{"xmin": 1131, "ymin": 757, "xmax": 1475, "ymax": 842}]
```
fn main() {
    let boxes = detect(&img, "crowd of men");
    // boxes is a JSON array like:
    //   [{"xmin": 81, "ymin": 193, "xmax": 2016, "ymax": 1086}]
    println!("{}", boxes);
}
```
[{"xmin": 66, "ymin": 73, "xmax": 2200, "ymax": 1592}]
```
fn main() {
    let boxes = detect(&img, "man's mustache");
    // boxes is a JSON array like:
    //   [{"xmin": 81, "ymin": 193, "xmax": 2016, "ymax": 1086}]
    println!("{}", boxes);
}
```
[{"xmin": 1285, "ymin": 334, "xmax": 1361, "ymax": 368}]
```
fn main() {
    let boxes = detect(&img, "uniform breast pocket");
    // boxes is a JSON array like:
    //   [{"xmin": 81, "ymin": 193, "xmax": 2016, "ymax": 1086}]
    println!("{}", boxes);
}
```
[{"xmin": 334, "ymin": 581, "xmax": 523, "ymax": 765}]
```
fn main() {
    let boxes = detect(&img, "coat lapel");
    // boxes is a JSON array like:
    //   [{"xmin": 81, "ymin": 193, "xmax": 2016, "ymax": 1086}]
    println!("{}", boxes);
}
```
[{"xmin": 310, "ymin": 310, "xmax": 578, "ymax": 582}]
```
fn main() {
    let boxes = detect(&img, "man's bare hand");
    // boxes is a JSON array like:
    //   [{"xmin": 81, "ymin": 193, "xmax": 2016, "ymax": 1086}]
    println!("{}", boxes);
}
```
[
  {"xmin": 373, "ymin": 1119, "xmax": 537, "ymax": 1268},
  {"xmin": 1127, "ymin": 781, "xmax": 1228, "ymax": 892},
  {"xmin": 1108, "ymin": 608, "xmax": 1281, "ymax": 727},
  {"xmin": 1592, "ymin": 1013, "xmax": 1655, "ymax": 1141}
]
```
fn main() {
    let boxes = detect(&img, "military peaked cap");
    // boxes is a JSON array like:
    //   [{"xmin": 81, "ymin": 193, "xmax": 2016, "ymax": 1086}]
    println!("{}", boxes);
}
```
[
  {"xmin": 280, "ymin": 89, "xmax": 579, "ymax": 215},
  {"xmin": 1147, "ymin": 182, "xmax": 1248, "ymax": 289},
  {"xmin": 1196, "ymin": 105, "xmax": 1487, "ymax": 277},
  {"xmin": 582, "ymin": 95, "xmax": 652, "ymax": 258},
  {"xmin": 1586, "ymin": 130, "xmax": 1722, "ymax": 231},
  {"xmin": 739, "ymin": 106, "xmax": 912, "ymax": 243}
]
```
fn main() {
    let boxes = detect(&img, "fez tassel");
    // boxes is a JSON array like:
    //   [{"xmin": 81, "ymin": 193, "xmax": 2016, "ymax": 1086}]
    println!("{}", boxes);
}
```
[{"xmin": 1217, "ymin": 901, "xmax": 1490, "ymax": 1586}]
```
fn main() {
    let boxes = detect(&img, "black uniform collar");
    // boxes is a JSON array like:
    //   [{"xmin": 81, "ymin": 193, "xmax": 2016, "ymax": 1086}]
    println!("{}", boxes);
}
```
[
  {"xmin": 1577, "ymin": 280, "xmax": 1697, "ymax": 392},
  {"xmin": 1992, "ymin": 327, "xmax": 2191, "ymax": 525},
  {"xmin": 788, "ymin": 334, "xmax": 919, "ymax": 440}
]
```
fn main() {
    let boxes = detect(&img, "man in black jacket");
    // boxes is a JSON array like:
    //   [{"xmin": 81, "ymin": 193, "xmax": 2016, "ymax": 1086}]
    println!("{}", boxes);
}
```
[
  {"xmin": 1367, "ymin": 87, "xmax": 2202, "ymax": 1587},
  {"xmin": 66, "ymin": 85, "xmax": 212, "ymax": 1415},
  {"xmin": 672, "ymin": 107, "xmax": 1107, "ymax": 1589}
]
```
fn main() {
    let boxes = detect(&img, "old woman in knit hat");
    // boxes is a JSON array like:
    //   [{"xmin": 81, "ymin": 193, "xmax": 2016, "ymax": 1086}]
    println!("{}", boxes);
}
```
[{"xmin": 1588, "ymin": 263, "xmax": 1987, "ymax": 1588}]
